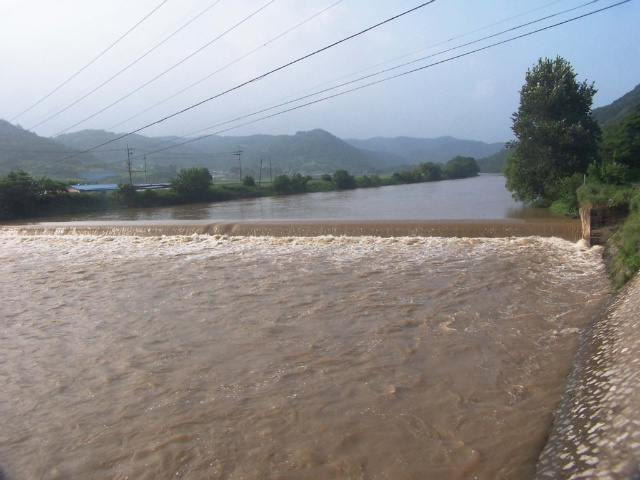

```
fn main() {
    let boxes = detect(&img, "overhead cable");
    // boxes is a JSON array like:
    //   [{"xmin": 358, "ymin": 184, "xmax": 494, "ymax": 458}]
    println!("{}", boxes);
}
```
[
  {"xmin": 145, "ymin": 0, "xmax": 604, "ymax": 149},
  {"xmin": 27, "ymin": 0, "xmax": 223, "ymax": 131},
  {"xmin": 108, "ymin": 0, "xmax": 344, "ymax": 132},
  {"xmin": 10, "ymin": 0, "xmax": 169, "ymax": 123},
  {"xmin": 126, "ymin": 0, "xmax": 632, "ymax": 161},
  {"xmin": 45, "ymin": 0, "xmax": 438, "ymax": 163},
  {"xmin": 51, "ymin": 0, "xmax": 279, "ymax": 137}
]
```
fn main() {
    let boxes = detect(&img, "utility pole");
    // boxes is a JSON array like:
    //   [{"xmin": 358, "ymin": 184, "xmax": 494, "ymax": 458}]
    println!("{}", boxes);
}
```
[
  {"xmin": 269, "ymin": 156, "xmax": 272, "ymax": 185},
  {"xmin": 126, "ymin": 144, "xmax": 134, "ymax": 184},
  {"xmin": 234, "ymin": 146, "xmax": 243, "ymax": 184},
  {"xmin": 258, "ymin": 158, "xmax": 263, "ymax": 187},
  {"xmin": 143, "ymin": 155, "xmax": 148, "ymax": 185}
]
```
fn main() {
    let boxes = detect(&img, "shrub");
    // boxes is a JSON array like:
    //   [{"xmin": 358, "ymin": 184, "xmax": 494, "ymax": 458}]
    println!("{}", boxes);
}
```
[
  {"xmin": 290, "ymin": 173, "xmax": 309, "ymax": 193},
  {"xmin": 272, "ymin": 174, "xmax": 292, "ymax": 194},
  {"xmin": 170, "ymin": 167, "xmax": 213, "ymax": 201},
  {"xmin": 332, "ymin": 170, "xmax": 356, "ymax": 189},
  {"xmin": 114, "ymin": 183, "xmax": 140, "ymax": 207},
  {"xmin": 242, "ymin": 175, "xmax": 256, "ymax": 187},
  {"xmin": 549, "ymin": 173, "xmax": 584, "ymax": 218},
  {"xmin": 0, "ymin": 170, "xmax": 42, "ymax": 219}
]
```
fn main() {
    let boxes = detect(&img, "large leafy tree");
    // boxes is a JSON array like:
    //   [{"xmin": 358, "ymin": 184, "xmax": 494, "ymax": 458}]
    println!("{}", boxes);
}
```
[
  {"xmin": 170, "ymin": 167, "xmax": 213, "ymax": 201},
  {"xmin": 0, "ymin": 170, "xmax": 43, "ymax": 219},
  {"xmin": 504, "ymin": 56, "xmax": 600, "ymax": 204}
]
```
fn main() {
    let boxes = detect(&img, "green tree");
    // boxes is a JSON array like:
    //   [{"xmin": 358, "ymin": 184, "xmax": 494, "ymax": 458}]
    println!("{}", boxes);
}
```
[
  {"xmin": 332, "ymin": 170, "xmax": 356, "ymax": 189},
  {"xmin": 419, "ymin": 162, "xmax": 442, "ymax": 181},
  {"xmin": 443, "ymin": 156, "xmax": 479, "ymax": 179},
  {"xmin": 0, "ymin": 170, "xmax": 42, "ymax": 219},
  {"xmin": 114, "ymin": 183, "xmax": 140, "ymax": 207},
  {"xmin": 290, "ymin": 173, "xmax": 309, "ymax": 193},
  {"xmin": 320, "ymin": 173, "xmax": 333, "ymax": 182},
  {"xmin": 242, "ymin": 175, "xmax": 256, "ymax": 187},
  {"xmin": 600, "ymin": 103, "xmax": 640, "ymax": 171},
  {"xmin": 504, "ymin": 56, "xmax": 600, "ymax": 204},
  {"xmin": 272, "ymin": 174, "xmax": 292, "ymax": 194},
  {"xmin": 170, "ymin": 167, "xmax": 213, "ymax": 201}
]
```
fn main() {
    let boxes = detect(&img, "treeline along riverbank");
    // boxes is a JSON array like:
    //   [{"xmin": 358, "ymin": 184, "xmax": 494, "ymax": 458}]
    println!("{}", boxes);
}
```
[{"xmin": 0, "ymin": 156, "xmax": 480, "ymax": 222}]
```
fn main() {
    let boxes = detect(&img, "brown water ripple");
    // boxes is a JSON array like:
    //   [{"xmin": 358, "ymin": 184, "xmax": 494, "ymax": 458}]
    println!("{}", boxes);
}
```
[{"xmin": 0, "ymin": 234, "xmax": 609, "ymax": 479}]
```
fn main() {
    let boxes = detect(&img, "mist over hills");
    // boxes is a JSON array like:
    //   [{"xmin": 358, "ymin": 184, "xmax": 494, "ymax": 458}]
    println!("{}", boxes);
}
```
[
  {"xmin": 1, "ymin": 124, "xmax": 505, "ymax": 180},
  {"xmin": 343, "ymin": 136, "xmax": 504, "ymax": 164},
  {"xmin": 0, "ymin": 120, "xmax": 101, "ymax": 177}
]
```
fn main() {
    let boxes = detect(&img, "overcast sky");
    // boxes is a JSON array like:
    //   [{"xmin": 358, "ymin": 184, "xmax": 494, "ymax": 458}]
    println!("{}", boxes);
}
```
[{"xmin": 1, "ymin": 0, "xmax": 639, "ymax": 144}]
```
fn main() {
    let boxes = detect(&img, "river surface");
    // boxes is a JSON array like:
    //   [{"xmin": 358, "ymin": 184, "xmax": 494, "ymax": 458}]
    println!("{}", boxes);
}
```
[
  {"xmin": 0, "ymin": 176, "xmax": 610, "ymax": 479},
  {"xmin": 40, "ymin": 175, "xmax": 557, "ymax": 223}
]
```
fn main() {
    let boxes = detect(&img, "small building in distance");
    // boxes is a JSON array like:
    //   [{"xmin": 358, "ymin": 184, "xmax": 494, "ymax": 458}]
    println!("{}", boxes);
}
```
[{"xmin": 67, "ymin": 184, "xmax": 119, "ymax": 194}]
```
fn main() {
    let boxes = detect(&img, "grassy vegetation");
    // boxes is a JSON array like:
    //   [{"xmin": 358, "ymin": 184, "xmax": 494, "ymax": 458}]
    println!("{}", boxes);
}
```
[{"xmin": 602, "ymin": 188, "xmax": 640, "ymax": 289}]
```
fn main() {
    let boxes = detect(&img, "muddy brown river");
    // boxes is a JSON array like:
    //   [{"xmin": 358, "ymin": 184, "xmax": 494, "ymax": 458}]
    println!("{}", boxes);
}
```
[{"xmin": 0, "ymin": 230, "xmax": 610, "ymax": 479}]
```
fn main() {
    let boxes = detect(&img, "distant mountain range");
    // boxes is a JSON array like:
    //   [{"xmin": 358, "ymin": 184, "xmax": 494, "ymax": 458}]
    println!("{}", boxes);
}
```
[
  {"xmin": 0, "ymin": 123, "xmax": 506, "ymax": 180},
  {"xmin": 343, "ymin": 136, "xmax": 504, "ymax": 163},
  {"xmin": 3, "ymin": 83, "xmax": 635, "ymax": 180}
]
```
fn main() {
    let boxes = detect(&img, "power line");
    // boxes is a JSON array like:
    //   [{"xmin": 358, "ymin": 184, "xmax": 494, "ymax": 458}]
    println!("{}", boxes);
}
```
[
  {"xmin": 51, "ymin": 0, "xmax": 279, "ymax": 137},
  {"xmin": 33, "ymin": 0, "xmax": 630, "ymax": 172},
  {"xmin": 27, "ymin": 0, "xmax": 224, "ymax": 131},
  {"xmin": 127, "ymin": 0, "xmax": 632, "ymax": 161},
  {"xmin": 41, "ymin": 1, "xmax": 438, "ymax": 165},
  {"xmin": 148, "ymin": 0, "xmax": 604, "ymax": 147},
  {"xmin": 10, "ymin": 0, "xmax": 169, "ymax": 123},
  {"xmin": 108, "ymin": 0, "xmax": 344, "ymax": 132}
]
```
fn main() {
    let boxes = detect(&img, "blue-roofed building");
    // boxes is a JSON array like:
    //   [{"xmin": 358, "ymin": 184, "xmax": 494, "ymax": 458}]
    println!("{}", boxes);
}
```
[{"xmin": 67, "ymin": 184, "xmax": 119, "ymax": 193}]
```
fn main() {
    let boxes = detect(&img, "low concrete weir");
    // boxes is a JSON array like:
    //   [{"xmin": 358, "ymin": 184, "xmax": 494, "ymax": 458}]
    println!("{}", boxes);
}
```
[
  {"xmin": 536, "ymin": 273, "xmax": 640, "ymax": 479},
  {"xmin": 1, "ymin": 218, "xmax": 582, "ymax": 240}
]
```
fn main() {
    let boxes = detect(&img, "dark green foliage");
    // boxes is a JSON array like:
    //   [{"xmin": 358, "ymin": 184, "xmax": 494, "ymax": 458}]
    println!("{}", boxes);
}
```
[
  {"xmin": 443, "ymin": 156, "xmax": 479, "ymax": 179},
  {"xmin": 0, "ymin": 170, "xmax": 42, "ymax": 219},
  {"xmin": 599, "ymin": 103, "xmax": 640, "ymax": 172},
  {"xmin": 392, "ymin": 170, "xmax": 423, "ymax": 184},
  {"xmin": 271, "ymin": 173, "xmax": 310, "ymax": 194},
  {"xmin": 549, "ymin": 173, "xmax": 584, "ymax": 218},
  {"xmin": 332, "ymin": 170, "xmax": 357, "ymax": 189},
  {"xmin": 587, "ymin": 161, "xmax": 630, "ymax": 186},
  {"xmin": 419, "ymin": 162, "xmax": 442, "ymax": 181},
  {"xmin": 290, "ymin": 173, "xmax": 310, "ymax": 193},
  {"xmin": 170, "ymin": 167, "xmax": 213, "ymax": 201},
  {"xmin": 242, "ymin": 175, "xmax": 256, "ymax": 187},
  {"xmin": 577, "ymin": 183, "xmax": 636, "ymax": 209},
  {"xmin": 504, "ymin": 57, "xmax": 600, "ymax": 204},
  {"xmin": 114, "ymin": 183, "xmax": 140, "ymax": 207},
  {"xmin": 320, "ymin": 174, "xmax": 333, "ymax": 182},
  {"xmin": 476, "ymin": 149, "xmax": 509, "ymax": 173},
  {"xmin": 272, "ymin": 174, "xmax": 292, "ymax": 194},
  {"xmin": 605, "ymin": 198, "xmax": 640, "ymax": 289}
]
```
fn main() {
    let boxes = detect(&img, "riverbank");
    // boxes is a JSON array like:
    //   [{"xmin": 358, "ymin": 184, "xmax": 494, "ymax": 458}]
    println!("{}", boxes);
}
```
[{"xmin": 536, "ymin": 271, "xmax": 640, "ymax": 478}]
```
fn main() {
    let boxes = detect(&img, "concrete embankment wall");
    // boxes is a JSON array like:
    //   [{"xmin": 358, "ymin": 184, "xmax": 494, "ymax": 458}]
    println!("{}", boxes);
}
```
[{"xmin": 536, "ymin": 272, "xmax": 640, "ymax": 479}]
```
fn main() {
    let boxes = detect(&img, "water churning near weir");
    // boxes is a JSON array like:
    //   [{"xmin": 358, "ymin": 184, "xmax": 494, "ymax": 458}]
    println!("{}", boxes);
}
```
[
  {"xmin": 0, "ymin": 231, "xmax": 609, "ymax": 479},
  {"xmin": 5, "ymin": 217, "xmax": 582, "ymax": 240}
]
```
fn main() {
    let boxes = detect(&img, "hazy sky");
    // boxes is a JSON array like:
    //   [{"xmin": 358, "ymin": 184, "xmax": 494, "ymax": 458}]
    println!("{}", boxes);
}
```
[{"xmin": 1, "ymin": 0, "xmax": 639, "ymax": 144}]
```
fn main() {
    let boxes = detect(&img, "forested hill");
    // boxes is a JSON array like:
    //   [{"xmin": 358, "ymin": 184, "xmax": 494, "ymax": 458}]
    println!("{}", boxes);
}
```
[
  {"xmin": 0, "ymin": 120, "xmax": 100, "ymax": 177},
  {"xmin": 343, "ymin": 136, "xmax": 504, "ymax": 164},
  {"xmin": 55, "ymin": 128, "xmax": 406, "ymax": 176},
  {"xmin": 3, "ymin": 121, "xmax": 505, "ymax": 180},
  {"xmin": 593, "ymin": 83, "xmax": 640, "ymax": 126}
]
